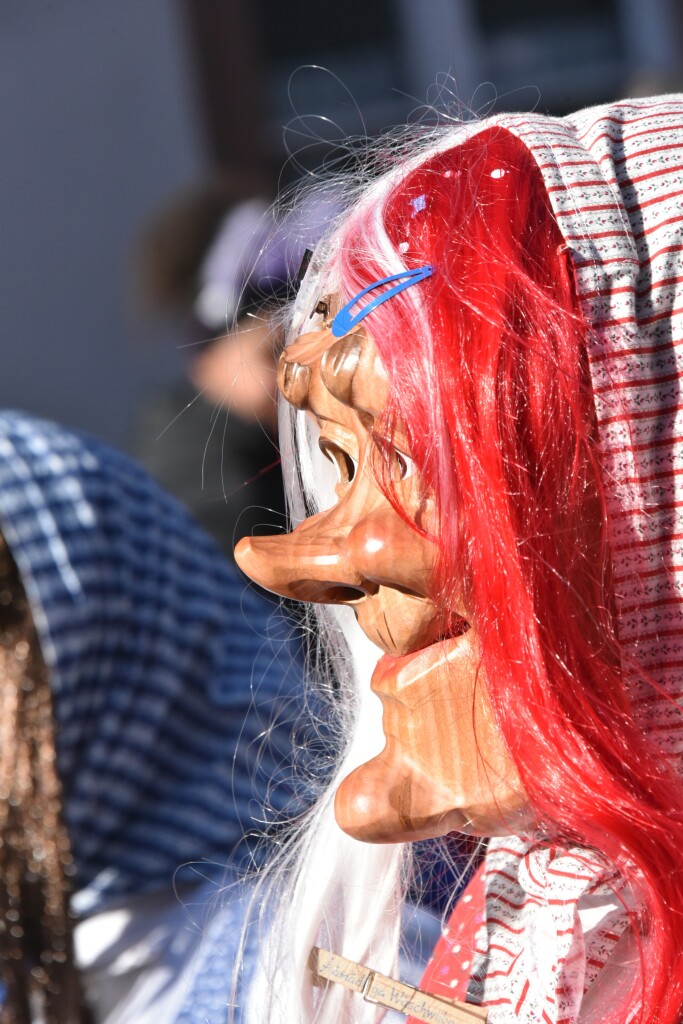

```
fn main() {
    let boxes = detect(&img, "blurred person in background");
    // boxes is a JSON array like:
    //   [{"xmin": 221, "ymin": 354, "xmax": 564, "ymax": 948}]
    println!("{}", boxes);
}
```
[
  {"xmin": 0, "ymin": 410, "xmax": 304, "ymax": 1024},
  {"xmin": 132, "ymin": 179, "xmax": 339, "ymax": 556}
]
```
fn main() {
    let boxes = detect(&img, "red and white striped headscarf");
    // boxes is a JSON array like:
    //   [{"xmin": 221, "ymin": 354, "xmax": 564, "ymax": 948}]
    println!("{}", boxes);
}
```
[{"xmin": 417, "ymin": 94, "xmax": 683, "ymax": 1024}]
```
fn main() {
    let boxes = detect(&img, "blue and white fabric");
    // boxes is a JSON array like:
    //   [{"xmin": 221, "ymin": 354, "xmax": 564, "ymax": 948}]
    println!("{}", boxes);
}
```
[{"xmin": 0, "ymin": 411, "xmax": 304, "ymax": 917}]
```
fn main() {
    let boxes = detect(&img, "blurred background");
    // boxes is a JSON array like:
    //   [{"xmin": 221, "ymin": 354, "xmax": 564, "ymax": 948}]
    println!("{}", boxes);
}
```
[{"xmin": 1, "ymin": 0, "xmax": 682, "ymax": 453}]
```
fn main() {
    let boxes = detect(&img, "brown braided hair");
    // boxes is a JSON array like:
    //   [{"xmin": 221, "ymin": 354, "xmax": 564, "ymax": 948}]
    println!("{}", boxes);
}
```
[{"xmin": 0, "ymin": 535, "xmax": 89, "ymax": 1023}]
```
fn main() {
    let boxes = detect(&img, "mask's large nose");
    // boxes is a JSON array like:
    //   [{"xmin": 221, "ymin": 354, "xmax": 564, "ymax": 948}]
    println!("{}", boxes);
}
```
[
  {"xmin": 234, "ymin": 512, "xmax": 377, "ymax": 604},
  {"xmin": 234, "ymin": 505, "xmax": 435, "ymax": 605}
]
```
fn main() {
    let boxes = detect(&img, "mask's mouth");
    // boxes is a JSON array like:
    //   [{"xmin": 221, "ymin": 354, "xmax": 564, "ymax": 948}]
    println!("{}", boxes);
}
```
[
  {"xmin": 353, "ymin": 591, "xmax": 471, "ymax": 660},
  {"xmin": 370, "ymin": 628, "xmax": 474, "ymax": 699},
  {"xmin": 437, "ymin": 613, "xmax": 471, "ymax": 641}
]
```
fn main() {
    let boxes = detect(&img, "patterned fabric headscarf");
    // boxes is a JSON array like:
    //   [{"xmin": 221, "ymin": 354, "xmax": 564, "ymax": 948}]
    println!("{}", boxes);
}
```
[{"xmin": 413, "ymin": 94, "xmax": 683, "ymax": 1023}]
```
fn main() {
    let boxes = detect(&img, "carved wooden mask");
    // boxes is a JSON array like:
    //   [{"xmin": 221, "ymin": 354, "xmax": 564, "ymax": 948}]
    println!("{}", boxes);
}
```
[{"xmin": 235, "ymin": 316, "xmax": 529, "ymax": 842}]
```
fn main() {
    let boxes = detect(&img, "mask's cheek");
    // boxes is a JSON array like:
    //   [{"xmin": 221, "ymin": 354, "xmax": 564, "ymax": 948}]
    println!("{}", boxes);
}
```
[{"xmin": 334, "ymin": 632, "xmax": 531, "ymax": 842}]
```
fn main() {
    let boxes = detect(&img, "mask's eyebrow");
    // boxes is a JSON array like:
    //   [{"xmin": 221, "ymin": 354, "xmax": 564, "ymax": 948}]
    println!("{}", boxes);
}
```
[
  {"xmin": 278, "ymin": 331, "xmax": 389, "ymax": 418},
  {"xmin": 319, "ymin": 335, "xmax": 361, "ymax": 405},
  {"xmin": 277, "ymin": 335, "xmax": 361, "ymax": 412},
  {"xmin": 321, "ymin": 334, "xmax": 390, "ymax": 419},
  {"xmin": 277, "ymin": 327, "xmax": 338, "ymax": 409},
  {"xmin": 278, "ymin": 356, "xmax": 311, "ymax": 409}
]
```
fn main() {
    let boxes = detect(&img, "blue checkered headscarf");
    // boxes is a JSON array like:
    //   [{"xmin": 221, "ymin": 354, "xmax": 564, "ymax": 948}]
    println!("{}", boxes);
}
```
[{"xmin": 0, "ymin": 411, "xmax": 304, "ymax": 914}]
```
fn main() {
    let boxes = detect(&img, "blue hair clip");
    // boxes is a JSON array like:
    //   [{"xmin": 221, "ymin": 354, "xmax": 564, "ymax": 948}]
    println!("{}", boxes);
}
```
[{"xmin": 331, "ymin": 264, "xmax": 433, "ymax": 338}]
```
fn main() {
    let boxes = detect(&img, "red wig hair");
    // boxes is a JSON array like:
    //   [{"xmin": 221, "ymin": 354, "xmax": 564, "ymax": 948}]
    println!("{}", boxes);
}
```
[{"xmin": 328, "ymin": 128, "xmax": 683, "ymax": 1023}]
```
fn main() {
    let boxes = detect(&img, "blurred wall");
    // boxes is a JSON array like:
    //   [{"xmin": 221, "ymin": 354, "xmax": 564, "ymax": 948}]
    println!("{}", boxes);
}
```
[
  {"xmin": 0, "ymin": 1, "xmax": 202, "ymax": 447},
  {"xmin": 1, "ymin": 0, "xmax": 680, "ymax": 451}
]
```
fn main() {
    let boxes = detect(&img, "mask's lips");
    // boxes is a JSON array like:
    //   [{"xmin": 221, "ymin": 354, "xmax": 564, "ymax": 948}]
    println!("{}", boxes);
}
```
[{"xmin": 369, "ymin": 614, "xmax": 471, "ymax": 686}]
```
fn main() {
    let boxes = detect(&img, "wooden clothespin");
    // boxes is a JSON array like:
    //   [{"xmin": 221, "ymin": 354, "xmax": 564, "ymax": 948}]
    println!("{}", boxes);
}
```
[{"xmin": 309, "ymin": 946, "xmax": 488, "ymax": 1024}]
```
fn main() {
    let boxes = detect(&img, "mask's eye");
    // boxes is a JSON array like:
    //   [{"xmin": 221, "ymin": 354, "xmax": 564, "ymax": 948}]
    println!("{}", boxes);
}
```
[
  {"xmin": 373, "ymin": 435, "xmax": 415, "ymax": 481},
  {"xmin": 319, "ymin": 438, "xmax": 357, "ymax": 485},
  {"xmin": 393, "ymin": 448, "xmax": 414, "ymax": 480}
]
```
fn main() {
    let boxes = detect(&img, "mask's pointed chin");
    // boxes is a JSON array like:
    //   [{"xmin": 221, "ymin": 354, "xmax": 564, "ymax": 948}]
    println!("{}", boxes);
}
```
[
  {"xmin": 334, "ymin": 749, "xmax": 533, "ymax": 843},
  {"xmin": 333, "ymin": 753, "xmax": 470, "ymax": 843}
]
